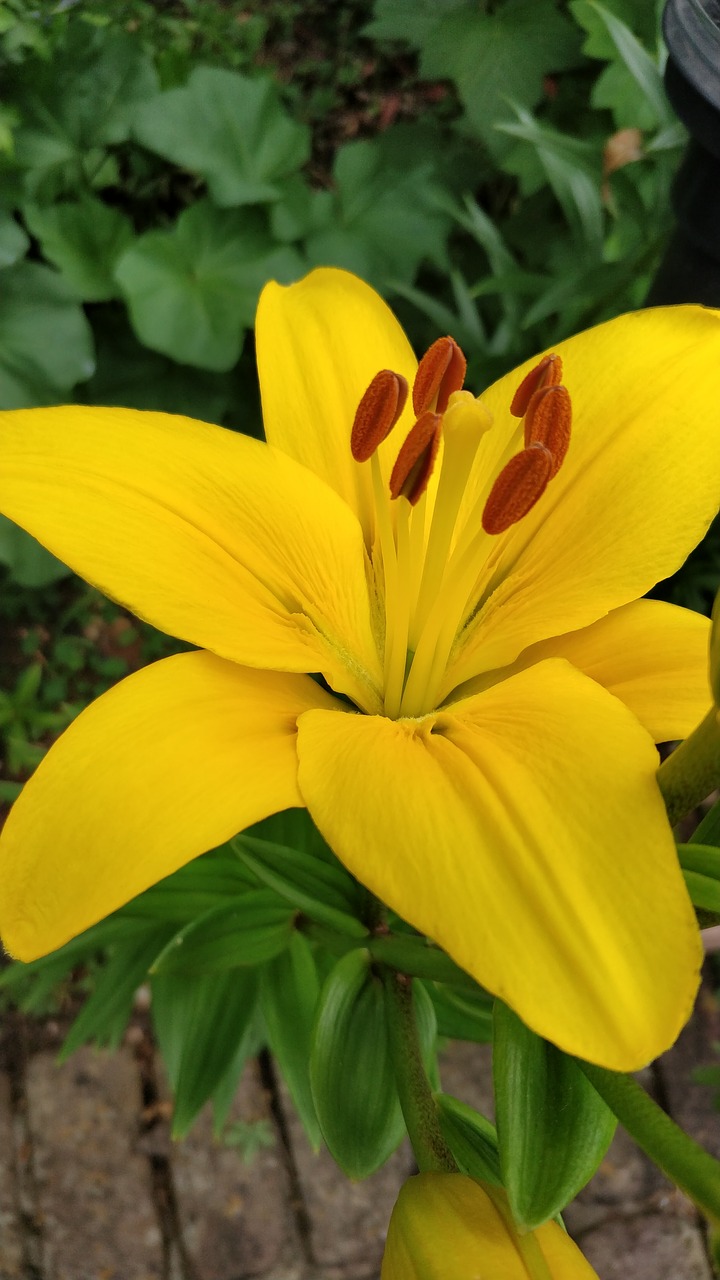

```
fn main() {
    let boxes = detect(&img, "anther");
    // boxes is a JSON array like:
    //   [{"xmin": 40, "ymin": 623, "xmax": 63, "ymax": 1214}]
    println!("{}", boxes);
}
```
[
  {"xmin": 389, "ymin": 411, "xmax": 442, "ymax": 505},
  {"xmin": 510, "ymin": 353, "xmax": 563, "ymax": 418},
  {"xmin": 351, "ymin": 370, "xmax": 409, "ymax": 462},
  {"xmin": 482, "ymin": 443, "xmax": 553, "ymax": 535},
  {"xmin": 412, "ymin": 337, "xmax": 467, "ymax": 417},
  {"xmin": 524, "ymin": 384, "xmax": 572, "ymax": 476}
]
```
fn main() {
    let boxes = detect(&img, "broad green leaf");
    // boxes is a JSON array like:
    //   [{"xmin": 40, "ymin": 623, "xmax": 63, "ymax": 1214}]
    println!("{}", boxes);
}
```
[
  {"xmin": 677, "ymin": 844, "xmax": 720, "ymax": 913},
  {"xmin": 0, "ymin": 261, "xmax": 94, "ymax": 408},
  {"xmin": 261, "ymin": 932, "xmax": 322, "ymax": 1149},
  {"xmin": 77, "ymin": 309, "xmax": 235, "ymax": 424},
  {"xmin": 363, "ymin": 0, "xmax": 469, "ymax": 44},
  {"xmin": 0, "ymin": 209, "xmax": 28, "ymax": 266},
  {"xmin": 305, "ymin": 132, "xmax": 451, "ymax": 287},
  {"xmin": 310, "ymin": 948, "xmax": 405, "ymax": 1177},
  {"xmin": 151, "ymin": 966, "xmax": 260, "ymax": 1137},
  {"xmin": 233, "ymin": 832, "xmax": 368, "ymax": 938},
  {"xmin": 150, "ymin": 892, "xmax": 295, "ymax": 975},
  {"xmin": 418, "ymin": 0, "xmax": 582, "ymax": 152},
  {"xmin": 493, "ymin": 1003, "xmax": 616, "ymax": 1229},
  {"xmin": 132, "ymin": 66, "xmax": 310, "ymax": 206},
  {"xmin": 0, "ymin": 516, "xmax": 70, "ymax": 587},
  {"xmin": 435, "ymin": 1093, "xmax": 502, "ymax": 1185},
  {"xmin": 114, "ymin": 200, "xmax": 303, "ymax": 370},
  {"xmin": 571, "ymin": 0, "xmax": 669, "ymax": 130},
  {"xmin": 4, "ymin": 25, "xmax": 158, "ymax": 200},
  {"xmin": 24, "ymin": 197, "xmax": 134, "ymax": 300}
]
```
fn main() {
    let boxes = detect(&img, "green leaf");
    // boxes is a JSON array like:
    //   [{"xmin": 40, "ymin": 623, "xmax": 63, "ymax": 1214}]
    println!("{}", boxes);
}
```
[
  {"xmin": 132, "ymin": 66, "xmax": 310, "ymax": 206},
  {"xmin": 498, "ymin": 106, "xmax": 604, "ymax": 245},
  {"xmin": 429, "ymin": 983, "xmax": 494, "ymax": 1043},
  {"xmin": 571, "ymin": 0, "xmax": 670, "ymax": 129},
  {"xmin": 61, "ymin": 926, "xmax": 174, "ymax": 1058},
  {"xmin": 4, "ymin": 25, "xmax": 159, "ymax": 200},
  {"xmin": 0, "ymin": 209, "xmax": 28, "ymax": 267},
  {"xmin": 493, "ymin": 1003, "xmax": 616, "ymax": 1229},
  {"xmin": 114, "ymin": 199, "xmax": 303, "ymax": 370},
  {"xmin": 0, "ymin": 515, "xmax": 70, "ymax": 587},
  {"xmin": 77, "ymin": 309, "xmax": 234, "ymax": 423},
  {"xmin": 0, "ymin": 260, "xmax": 94, "ymax": 407},
  {"xmin": 363, "ymin": 0, "xmax": 469, "ymax": 44},
  {"xmin": 151, "ymin": 966, "xmax": 260, "ymax": 1138},
  {"xmin": 304, "ymin": 131, "xmax": 451, "ymax": 287},
  {"xmin": 418, "ymin": 0, "xmax": 582, "ymax": 152},
  {"xmin": 677, "ymin": 844, "xmax": 720, "ymax": 913},
  {"xmin": 24, "ymin": 197, "xmax": 134, "ymax": 300},
  {"xmin": 261, "ymin": 932, "xmax": 322, "ymax": 1149},
  {"xmin": 310, "ymin": 948, "xmax": 405, "ymax": 1178},
  {"xmin": 690, "ymin": 798, "xmax": 720, "ymax": 848},
  {"xmin": 233, "ymin": 832, "xmax": 368, "ymax": 938},
  {"xmin": 121, "ymin": 852, "xmax": 259, "ymax": 923},
  {"xmin": 150, "ymin": 892, "xmax": 295, "ymax": 975},
  {"xmin": 435, "ymin": 1093, "xmax": 502, "ymax": 1185}
]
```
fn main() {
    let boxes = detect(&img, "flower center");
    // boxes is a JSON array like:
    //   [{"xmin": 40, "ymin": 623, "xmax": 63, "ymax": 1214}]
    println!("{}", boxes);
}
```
[{"xmin": 351, "ymin": 341, "xmax": 572, "ymax": 718}]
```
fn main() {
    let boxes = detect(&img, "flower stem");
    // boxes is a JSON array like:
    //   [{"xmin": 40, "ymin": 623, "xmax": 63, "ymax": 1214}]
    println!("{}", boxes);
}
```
[
  {"xmin": 657, "ymin": 707, "xmax": 720, "ymax": 827},
  {"xmin": 383, "ymin": 969, "xmax": 457, "ymax": 1173},
  {"xmin": 578, "ymin": 1061, "xmax": 720, "ymax": 1224}
]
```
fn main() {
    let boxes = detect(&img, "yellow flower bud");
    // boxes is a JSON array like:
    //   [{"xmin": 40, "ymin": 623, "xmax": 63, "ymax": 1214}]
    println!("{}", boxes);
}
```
[{"xmin": 381, "ymin": 1173, "xmax": 598, "ymax": 1280}]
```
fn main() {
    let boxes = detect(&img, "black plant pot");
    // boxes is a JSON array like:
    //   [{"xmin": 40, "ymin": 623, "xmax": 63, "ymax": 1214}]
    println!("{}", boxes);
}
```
[{"xmin": 647, "ymin": 0, "xmax": 720, "ymax": 305}]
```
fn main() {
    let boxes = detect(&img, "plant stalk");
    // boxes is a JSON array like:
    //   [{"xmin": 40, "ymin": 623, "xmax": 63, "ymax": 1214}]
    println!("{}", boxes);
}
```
[
  {"xmin": 383, "ymin": 969, "xmax": 457, "ymax": 1173},
  {"xmin": 657, "ymin": 707, "xmax": 720, "ymax": 827}
]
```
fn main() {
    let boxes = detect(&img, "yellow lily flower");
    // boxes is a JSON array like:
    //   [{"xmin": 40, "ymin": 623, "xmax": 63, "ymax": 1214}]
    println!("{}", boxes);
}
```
[
  {"xmin": 381, "ymin": 1173, "xmax": 598, "ymax": 1279},
  {"xmin": 0, "ymin": 268, "xmax": 718, "ymax": 1069}
]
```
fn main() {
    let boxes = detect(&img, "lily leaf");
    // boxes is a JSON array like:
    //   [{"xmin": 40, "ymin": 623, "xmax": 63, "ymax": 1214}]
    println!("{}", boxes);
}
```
[{"xmin": 494, "ymin": 1002, "xmax": 616, "ymax": 1229}]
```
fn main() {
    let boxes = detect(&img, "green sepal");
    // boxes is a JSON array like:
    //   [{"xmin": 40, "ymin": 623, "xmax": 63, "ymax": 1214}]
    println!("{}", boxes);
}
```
[
  {"xmin": 233, "ymin": 832, "xmax": 368, "ymax": 938},
  {"xmin": 310, "ymin": 948, "xmax": 406, "ymax": 1178},
  {"xmin": 493, "ymin": 1002, "xmax": 616, "ymax": 1229},
  {"xmin": 261, "ymin": 932, "xmax": 322, "ymax": 1150},
  {"xmin": 435, "ymin": 1093, "xmax": 502, "ymax": 1186},
  {"xmin": 149, "ymin": 891, "xmax": 295, "ymax": 975},
  {"xmin": 151, "ymin": 967, "xmax": 260, "ymax": 1138}
]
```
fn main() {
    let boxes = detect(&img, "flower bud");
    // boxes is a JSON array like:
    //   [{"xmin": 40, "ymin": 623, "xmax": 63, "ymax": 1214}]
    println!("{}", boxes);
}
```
[{"xmin": 381, "ymin": 1174, "xmax": 598, "ymax": 1280}]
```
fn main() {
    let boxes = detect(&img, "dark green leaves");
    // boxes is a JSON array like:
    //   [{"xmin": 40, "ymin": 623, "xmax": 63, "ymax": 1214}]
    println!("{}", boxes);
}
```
[
  {"xmin": 310, "ymin": 949, "xmax": 406, "ymax": 1178},
  {"xmin": 114, "ymin": 201, "xmax": 303, "ymax": 369},
  {"xmin": 24, "ymin": 198, "xmax": 134, "ymax": 301},
  {"xmin": 493, "ymin": 1003, "xmax": 616, "ymax": 1228},
  {"xmin": 132, "ymin": 67, "xmax": 311, "ymax": 206},
  {"xmin": 0, "ymin": 261, "xmax": 94, "ymax": 408}
]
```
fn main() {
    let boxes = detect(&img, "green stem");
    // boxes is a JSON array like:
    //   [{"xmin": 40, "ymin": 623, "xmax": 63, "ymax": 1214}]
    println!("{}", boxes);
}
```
[
  {"xmin": 657, "ymin": 707, "xmax": 720, "ymax": 827},
  {"xmin": 578, "ymin": 1062, "xmax": 720, "ymax": 1224},
  {"xmin": 383, "ymin": 969, "xmax": 457, "ymax": 1173},
  {"xmin": 369, "ymin": 934, "xmax": 478, "ymax": 989}
]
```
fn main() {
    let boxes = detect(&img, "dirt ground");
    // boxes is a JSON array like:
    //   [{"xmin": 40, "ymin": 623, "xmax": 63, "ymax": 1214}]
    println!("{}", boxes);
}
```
[{"xmin": 0, "ymin": 976, "xmax": 717, "ymax": 1280}]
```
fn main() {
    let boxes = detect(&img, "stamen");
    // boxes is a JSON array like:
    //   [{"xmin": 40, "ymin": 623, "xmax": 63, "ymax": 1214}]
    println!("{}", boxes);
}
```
[
  {"xmin": 482, "ymin": 443, "xmax": 553, "ymax": 535},
  {"xmin": 351, "ymin": 370, "xmax": 409, "ymax": 462},
  {"xmin": 524, "ymin": 384, "xmax": 572, "ymax": 476},
  {"xmin": 412, "ymin": 337, "xmax": 467, "ymax": 416},
  {"xmin": 510, "ymin": 353, "xmax": 563, "ymax": 418},
  {"xmin": 389, "ymin": 411, "xmax": 442, "ymax": 506}
]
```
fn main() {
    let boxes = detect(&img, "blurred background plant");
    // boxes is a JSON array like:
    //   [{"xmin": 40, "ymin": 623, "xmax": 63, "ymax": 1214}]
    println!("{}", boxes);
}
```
[{"xmin": 1, "ymin": 0, "xmax": 719, "ymax": 1156}]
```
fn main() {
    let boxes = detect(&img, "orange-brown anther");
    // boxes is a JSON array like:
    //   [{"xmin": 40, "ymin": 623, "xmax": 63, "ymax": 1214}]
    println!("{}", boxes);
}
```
[
  {"xmin": 412, "ymin": 337, "xmax": 467, "ymax": 417},
  {"xmin": 524, "ymin": 384, "xmax": 572, "ymax": 476},
  {"xmin": 389, "ymin": 411, "xmax": 442, "ymax": 505},
  {"xmin": 482, "ymin": 443, "xmax": 553, "ymax": 535},
  {"xmin": 510, "ymin": 353, "xmax": 563, "ymax": 418},
  {"xmin": 351, "ymin": 369, "xmax": 409, "ymax": 462}
]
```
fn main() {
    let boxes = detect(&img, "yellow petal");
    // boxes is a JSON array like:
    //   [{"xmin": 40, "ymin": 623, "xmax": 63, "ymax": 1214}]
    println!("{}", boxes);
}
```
[
  {"xmin": 297, "ymin": 659, "xmax": 701, "ymax": 1069},
  {"xmin": 446, "ymin": 305, "xmax": 720, "ymax": 688},
  {"xmin": 459, "ymin": 600, "xmax": 712, "ymax": 743},
  {"xmin": 381, "ymin": 1173, "xmax": 598, "ymax": 1279},
  {"xmin": 0, "ymin": 652, "xmax": 340, "ymax": 960},
  {"xmin": 0, "ymin": 406, "xmax": 382, "ymax": 710},
  {"xmin": 256, "ymin": 267, "xmax": 418, "ymax": 541}
]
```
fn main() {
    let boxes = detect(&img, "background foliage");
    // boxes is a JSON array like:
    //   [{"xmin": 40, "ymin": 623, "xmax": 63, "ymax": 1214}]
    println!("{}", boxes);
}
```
[{"xmin": 1, "ymin": 0, "xmax": 719, "ymax": 1188}]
